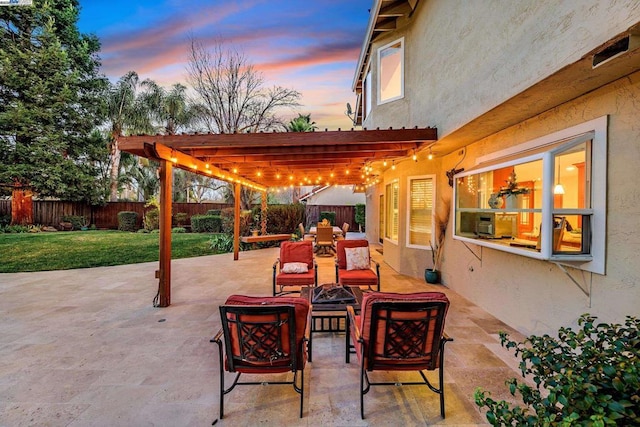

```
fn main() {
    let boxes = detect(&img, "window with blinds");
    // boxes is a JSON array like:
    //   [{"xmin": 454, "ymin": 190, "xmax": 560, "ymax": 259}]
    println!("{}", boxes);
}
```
[
  {"xmin": 385, "ymin": 180, "xmax": 399, "ymax": 242},
  {"xmin": 407, "ymin": 176, "xmax": 434, "ymax": 248}
]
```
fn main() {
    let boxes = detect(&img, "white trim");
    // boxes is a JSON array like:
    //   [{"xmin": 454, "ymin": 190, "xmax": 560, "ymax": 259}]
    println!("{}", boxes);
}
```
[
  {"xmin": 377, "ymin": 37, "xmax": 405, "ymax": 105},
  {"xmin": 384, "ymin": 179, "xmax": 399, "ymax": 245},
  {"xmin": 406, "ymin": 174, "xmax": 436, "ymax": 250}
]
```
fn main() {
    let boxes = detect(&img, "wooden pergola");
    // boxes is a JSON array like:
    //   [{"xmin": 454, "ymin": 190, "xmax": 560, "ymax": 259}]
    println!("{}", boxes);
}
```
[{"xmin": 119, "ymin": 127, "xmax": 437, "ymax": 307}]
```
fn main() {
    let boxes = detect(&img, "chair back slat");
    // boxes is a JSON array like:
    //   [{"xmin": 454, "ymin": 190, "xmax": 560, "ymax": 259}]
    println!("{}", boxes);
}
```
[
  {"xmin": 315, "ymin": 225, "xmax": 334, "ymax": 244},
  {"xmin": 221, "ymin": 305, "xmax": 298, "ymax": 372}
]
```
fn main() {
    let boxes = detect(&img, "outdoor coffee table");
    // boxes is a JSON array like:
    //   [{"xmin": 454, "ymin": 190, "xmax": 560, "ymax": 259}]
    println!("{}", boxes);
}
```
[{"xmin": 301, "ymin": 284, "xmax": 363, "ymax": 362}]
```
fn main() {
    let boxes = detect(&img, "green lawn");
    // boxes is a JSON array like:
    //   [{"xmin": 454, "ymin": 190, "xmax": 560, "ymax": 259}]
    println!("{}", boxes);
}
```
[{"xmin": 0, "ymin": 230, "xmax": 219, "ymax": 273}]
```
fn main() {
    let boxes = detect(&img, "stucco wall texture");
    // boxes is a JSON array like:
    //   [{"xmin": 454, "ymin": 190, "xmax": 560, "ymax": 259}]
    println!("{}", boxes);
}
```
[{"xmin": 363, "ymin": 0, "xmax": 640, "ymax": 335}]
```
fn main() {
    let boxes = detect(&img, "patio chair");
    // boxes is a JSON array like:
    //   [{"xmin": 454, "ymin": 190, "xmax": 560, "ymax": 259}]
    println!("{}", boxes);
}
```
[
  {"xmin": 336, "ymin": 222, "xmax": 350, "ymax": 241},
  {"xmin": 212, "ymin": 294, "xmax": 311, "ymax": 419},
  {"xmin": 273, "ymin": 240, "xmax": 317, "ymax": 296},
  {"xmin": 346, "ymin": 291, "xmax": 452, "ymax": 419},
  {"xmin": 335, "ymin": 239, "xmax": 380, "ymax": 291},
  {"xmin": 298, "ymin": 222, "xmax": 314, "ymax": 241},
  {"xmin": 314, "ymin": 224, "xmax": 335, "ymax": 256}
]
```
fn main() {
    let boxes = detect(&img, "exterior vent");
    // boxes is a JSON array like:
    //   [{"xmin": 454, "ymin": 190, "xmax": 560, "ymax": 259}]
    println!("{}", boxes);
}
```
[{"xmin": 592, "ymin": 35, "xmax": 640, "ymax": 68}]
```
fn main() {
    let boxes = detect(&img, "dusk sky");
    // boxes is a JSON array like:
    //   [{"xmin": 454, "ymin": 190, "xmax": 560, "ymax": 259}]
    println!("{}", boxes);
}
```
[{"xmin": 77, "ymin": 0, "xmax": 374, "ymax": 130}]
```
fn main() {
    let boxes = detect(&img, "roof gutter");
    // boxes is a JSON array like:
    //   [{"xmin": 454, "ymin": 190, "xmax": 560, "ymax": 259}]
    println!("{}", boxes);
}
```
[{"xmin": 352, "ymin": 0, "xmax": 382, "ymax": 92}]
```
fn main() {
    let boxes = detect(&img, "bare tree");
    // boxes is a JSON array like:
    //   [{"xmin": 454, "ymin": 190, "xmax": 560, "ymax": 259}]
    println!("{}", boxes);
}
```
[{"xmin": 186, "ymin": 38, "xmax": 301, "ymax": 207}]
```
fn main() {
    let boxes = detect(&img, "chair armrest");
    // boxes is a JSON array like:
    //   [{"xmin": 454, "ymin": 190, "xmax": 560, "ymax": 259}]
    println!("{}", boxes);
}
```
[
  {"xmin": 210, "ymin": 327, "xmax": 223, "ymax": 344},
  {"xmin": 346, "ymin": 306, "xmax": 362, "ymax": 342},
  {"xmin": 272, "ymin": 258, "xmax": 280, "ymax": 271},
  {"xmin": 304, "ymin": 305, "xmax": 312, "ymax": 341}
]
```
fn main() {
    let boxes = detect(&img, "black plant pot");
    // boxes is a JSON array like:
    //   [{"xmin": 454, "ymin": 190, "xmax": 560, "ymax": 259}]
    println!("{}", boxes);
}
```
[{"xmin": 425, "ymin": 268, "xmax": 439, "ymax": 284}]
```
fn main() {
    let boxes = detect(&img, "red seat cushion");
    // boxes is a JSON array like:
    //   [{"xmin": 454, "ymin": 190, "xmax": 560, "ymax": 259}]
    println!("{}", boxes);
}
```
[
  {"xmin": 223, "ymin": 295, "xmax": 310, "ymax": 371},
  {"xmin": 276, "ymin": 270, "xmax": 316, "ymax": 286},
  {"xmin": 337, "ymin": 268, "xmax": 377, "ymax": 287}
]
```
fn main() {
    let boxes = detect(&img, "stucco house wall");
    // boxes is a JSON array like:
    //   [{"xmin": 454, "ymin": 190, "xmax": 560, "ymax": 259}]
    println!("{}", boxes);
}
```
[
  {"xmin": 302, "ymin": 186, "xmax": 365, "ymax": 206},
  {"xmin": 360, "ymin": 0, "xmax": 640, "ymax": 335}
]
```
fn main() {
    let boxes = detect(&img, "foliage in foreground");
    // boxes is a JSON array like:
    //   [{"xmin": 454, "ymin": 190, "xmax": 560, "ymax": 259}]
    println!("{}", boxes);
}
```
[{"xmin": 475, "ymin": 314, "xmax": 640, "ymax": 426}]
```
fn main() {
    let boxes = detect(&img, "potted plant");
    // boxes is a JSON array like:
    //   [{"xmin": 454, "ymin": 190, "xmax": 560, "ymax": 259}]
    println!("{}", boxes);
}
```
[
  {"xmin": 425, "ymin": 198, "xmax": 450, "ymax": 284},
  {"xmin": 497, "ymin": 169, "xmax": 529, "ymax": 209}
]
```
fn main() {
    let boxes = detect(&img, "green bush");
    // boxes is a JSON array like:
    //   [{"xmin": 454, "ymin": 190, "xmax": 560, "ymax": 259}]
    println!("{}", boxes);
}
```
[
  {"xmin": 220, "ymin": 208, "xmax": 252, "ymax": 236},
  {"xmin": 174, "ymin": 212, "xmax": 188, "ymax": 227},
  {"xmin": 2, "ymin": 224, "xmax": 29, "ymax": 233},
  {"xmin": 319, "ymin": 211, "xmax": 336, "ymax": 225},
  {"xmin": 209, "ymin": 233, "xmax": 234, "ymax": 253},
  {"xmin": 475, "ymin": 314, "xmax": 640, "ymax": 426},
  {"xmin": 355, "ymin": 203, "xmax": 365, "ymax": 232},
  {"xmin": 172, "ymin": 227, "xmax": 186, "ymax": 233},
  {"xmin": 206, "ymin": 209, "xmax": 221, "ymax": 216},
  {"xmin": 0, "ymin": 215, "xmax": 10, "ymax": 227},
  {"xmin": 117, "ymin": 211, "xmax": 138, "ymax": 232},
  {"xmin": 266, "ymin": 204, "xmax": 305, "ymax": 234},
  {"xmin": 61, "ymin": 215, "xmax": 86, "ymax": 230},
  {"xmin": 191, "ymin": 214, "xmax": 222, "ymax": 233},
  {"xmin": 143, "ymin": 209, "xmax": 159, "ymax": 231}
]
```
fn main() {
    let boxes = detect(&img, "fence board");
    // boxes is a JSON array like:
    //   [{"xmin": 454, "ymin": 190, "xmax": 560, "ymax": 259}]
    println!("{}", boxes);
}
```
[{"xmin": 0, "ymin": 200, "xmax": 358, "ymax": 232}]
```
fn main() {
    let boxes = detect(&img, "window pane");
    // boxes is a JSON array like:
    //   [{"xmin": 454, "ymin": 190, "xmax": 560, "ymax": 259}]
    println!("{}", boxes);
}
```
[
  {"xmin": 553, "ymin": 141, "xmax": 589, "ymax": 210},
  {"xmin": 379, "ymin": 41, "xmax": 402, "ymax": 102},
  {"xmin": 409, "ymin": 177, "xmax": 433, "ymax": 246},
  {"xmin": 385, "ymin": 181, "xmax": 399, "ymax": 241}
]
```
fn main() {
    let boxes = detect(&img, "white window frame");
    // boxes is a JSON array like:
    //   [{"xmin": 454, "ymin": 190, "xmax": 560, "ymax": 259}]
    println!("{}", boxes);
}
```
[
  {"xmin": 364, "ymin": 68, "xmax": 372, "ymax": 119},
  {"xmin": 453, "ymin": 116, "xmax": 607, "ymax": 275},
  {"xmin": 385, "ymin": 179, "xmax": 399, "ymax": 244},
  {"xmin": 377, "ymin": 37, "xmax": 404, "ymax": 105},
  {"xmin": 406, "ymin": 174, "xmax": 436, "ymax": 249}
]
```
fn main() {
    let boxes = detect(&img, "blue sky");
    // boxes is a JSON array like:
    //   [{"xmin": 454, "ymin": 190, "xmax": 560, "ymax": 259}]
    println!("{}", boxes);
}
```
[{"xmin": 77, "ymin": 0, "xmax": 373, "ymax": 129}]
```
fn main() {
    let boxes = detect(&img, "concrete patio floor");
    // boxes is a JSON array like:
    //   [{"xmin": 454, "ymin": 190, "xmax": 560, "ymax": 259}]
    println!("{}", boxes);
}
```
[{"xmin": 0, "ymin": 239, "xmax": 529, "ymax": 426}]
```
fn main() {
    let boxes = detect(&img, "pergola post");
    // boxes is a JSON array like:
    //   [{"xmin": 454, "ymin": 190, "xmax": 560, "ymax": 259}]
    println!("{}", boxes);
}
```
[
  {"xmin": 260, "ymin": 192, "xmax": 267, "ymax": 235},
  {"xmin": 233, "ymin": 181, "xmax": 241, "ymax": 261},
  {"xmin": 156, "ymin": 159, "xmax": 172, "ymax": 307}
]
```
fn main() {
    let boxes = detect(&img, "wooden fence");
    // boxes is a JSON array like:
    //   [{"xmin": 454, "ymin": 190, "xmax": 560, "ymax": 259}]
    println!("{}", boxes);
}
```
[{"xmin": 0, "ymin": 200, "xmax": 356, "ymax": 231}]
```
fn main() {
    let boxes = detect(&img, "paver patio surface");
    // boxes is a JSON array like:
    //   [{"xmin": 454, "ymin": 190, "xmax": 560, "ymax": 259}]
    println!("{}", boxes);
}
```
[{"xmin": 0, "ymin": 241, "xmax": 527, "ymax": 426}]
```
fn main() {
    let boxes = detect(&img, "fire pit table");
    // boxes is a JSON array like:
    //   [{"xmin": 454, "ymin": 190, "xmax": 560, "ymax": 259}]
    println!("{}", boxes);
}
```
[{"xmin": 301, "ymin": 284, "xmax": 363, "ymax": 362}]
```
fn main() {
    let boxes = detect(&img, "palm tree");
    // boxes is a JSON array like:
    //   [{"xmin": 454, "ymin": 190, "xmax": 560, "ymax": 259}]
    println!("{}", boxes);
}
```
[
  {"xmin": 287, "ymin": 113, "xmax": 317, "ymax": 132},
  {"xmin": 139, "ymin": 81, "xmax": 199, "ymax": 135},
  {"xmin": 104, "ymin": 72, "xmax": 154, "ymax": 201}
]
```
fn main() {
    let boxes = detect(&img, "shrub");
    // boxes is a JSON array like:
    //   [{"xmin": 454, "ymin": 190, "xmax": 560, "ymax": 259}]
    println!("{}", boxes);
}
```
[
  {"xmin": 355, "ymin": 203, "xmax": 365, "ymax": 232},
  {"xmin": 117, "ymin": 211, "xmax": 138, "ymax": 232},
  {"xmin": 475, "ymin": 314, "xmax": 640, "ymax": 426},
  {"xmin": 143, "ymin": 208, "xmax": 159, "ymax": 231},
  {"xmin": 191, "ymin": 214, "xmax": 222, "ymax": 233},
  {"xmin": 174, "ymin": 212, "xmax": 188, "ymax": 227},
  {"xmin": 266, "ymin": 204, "xmax": 305, "ymax": 234},
  {"xmin": 206, "ymin": 209, "xmax": 221, "ymax": 216},
  {"xmin": 319, "ymin": 211, "xmax": 336, "ymax": 225},
  {"xmin": 61, "ymin": 215, "xmax": 86, "ymax": 230},
  {"xmin": 172, "ymin": 227, "xmax": 186, "ymax": 233},
  {"xmin": 209, "ymin": 233, "xmax": 234, "ymax": 253},
  {"xmin": 0, "ymin": 214, "xmax": 10, "ymax": 227},
  {"xmin": 220, "ymin": 208, "xmax": 252, "ymax": 236},
  {"xmin": 2, "ymin": 224, "xmax": 29, "ymax": 233}
]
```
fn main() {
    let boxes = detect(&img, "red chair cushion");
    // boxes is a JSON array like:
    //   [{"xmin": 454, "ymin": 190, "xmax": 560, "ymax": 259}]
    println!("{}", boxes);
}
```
[
  {"xmin": 223, "ymin": 295, "xmax": 310, "ymax": 371},
  {"xmin": 336, "ymin": 239, "xmax": 369, "ymax": 270},
  {"xmin": 279, "ymin": 241, "xmax": 313, "ymax": 269},
  {"xmin": 337, "ymin": 268, "xmax": 377, "ymax": 287},
  {"xmin": 276, "ymin": 270, "xmax": 315, "ymax": 287}
]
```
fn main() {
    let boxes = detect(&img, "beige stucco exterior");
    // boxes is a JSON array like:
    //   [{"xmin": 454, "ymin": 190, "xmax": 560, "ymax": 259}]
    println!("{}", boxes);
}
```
[
  {"xmin": 359, "ymin": 0, "xmax": 640, "ymax": 335},
  {"xmin": 301, "ymin": 186, "xmax": 365, "ymax": 206}
]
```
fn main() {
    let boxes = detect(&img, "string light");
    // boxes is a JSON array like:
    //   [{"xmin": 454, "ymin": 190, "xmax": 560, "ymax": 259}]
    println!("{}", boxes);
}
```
[
  {"xmin": 412, "ymin": 149, "xmax": 417, "ymax": 162},
  {"xmin": 428, "ymin": 147, "xmax": 433, "ymax": 160},
  {"xmin": 391, "ymin": 160, "xmax": 396, "ymax": 170}
]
